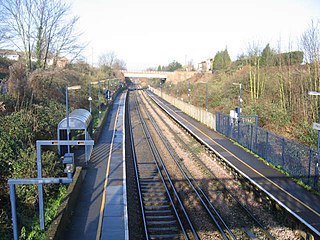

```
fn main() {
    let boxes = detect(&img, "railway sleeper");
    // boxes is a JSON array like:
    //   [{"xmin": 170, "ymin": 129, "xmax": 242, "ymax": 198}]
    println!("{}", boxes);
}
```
[
  {"xmin": 145, "ymin": 209, "xmax": 172, "ymax": 214},
  {"xmin": 146, "ymin": 215, "xmax": 175, "ymax": 220},
  {"xmin": 142, "ymin": 189, "xmax": 166, "ymax": 194},
  {"xmin": 139, "ymin": 175, "xmax": 159, "ymax": 179},
  {"xmin": 148, "ymin": 227, "xmax": 179, "ymax": 232},
  {"xmin": 144, "ymin": 205, "xmax": 171, "ymax": 210},
  {"xmin": 144, "ymin": 200, "xmax": 169, "ymax": 205},
  {"xmin": 140, "ymin": 181, "xmax": 163, "ymax": 185},
  {"xmin": 147, "ymin": 220, "xmax": 177, "ymax": 225},
  {"xmin": 149, "ymin": 233, "xmax": 180, "ymax": 239},
  {"xmin": 142, "ymin": 192, "xmax": 167, "ymax": 196},
  {"xmin": 143, "ymin": 195, "xmax": 168, "ymax": 200}
]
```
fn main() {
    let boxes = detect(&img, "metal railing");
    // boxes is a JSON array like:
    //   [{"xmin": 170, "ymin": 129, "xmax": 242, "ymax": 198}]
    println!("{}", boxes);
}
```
[{"xmin": 216, "ymin": 112, "xmax": 319, "ymax": 190}]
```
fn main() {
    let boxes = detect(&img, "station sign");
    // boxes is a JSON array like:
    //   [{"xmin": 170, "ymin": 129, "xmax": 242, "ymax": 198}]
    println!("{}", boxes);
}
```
[{"xmin": 313, "ymin": 122, "xmax": 320, "ymax": 131}]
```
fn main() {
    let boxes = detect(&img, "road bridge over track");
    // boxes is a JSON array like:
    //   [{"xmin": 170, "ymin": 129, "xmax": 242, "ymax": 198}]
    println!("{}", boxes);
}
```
[
  {"xmin": 122, "ymin": 71, "xmax": 169, "ymax": 79},
  {"xmin": 122, "ymin": 70, "xmax": 197, "ymax": 82}
]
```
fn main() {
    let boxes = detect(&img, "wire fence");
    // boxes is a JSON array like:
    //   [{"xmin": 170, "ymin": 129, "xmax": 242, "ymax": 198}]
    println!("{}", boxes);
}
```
[{"xmin": 216, "ymin": 112, "xmax": 319, "ymax": 190}]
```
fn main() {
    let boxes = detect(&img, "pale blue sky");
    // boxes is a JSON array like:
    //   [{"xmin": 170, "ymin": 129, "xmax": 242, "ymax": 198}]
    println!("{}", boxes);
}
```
[{"xmin": 67, "ymin": 0, "xmax": 320, "ymax": 70}]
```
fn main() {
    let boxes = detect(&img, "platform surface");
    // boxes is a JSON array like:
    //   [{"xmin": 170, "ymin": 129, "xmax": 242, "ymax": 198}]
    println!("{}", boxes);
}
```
[
  {"xmin": 149, "ymin": 90, "xmax": 320, "ymax": 236},
  {"xmin": 64, "ymin": 92, "xmax": 128, "ymax": 240}
]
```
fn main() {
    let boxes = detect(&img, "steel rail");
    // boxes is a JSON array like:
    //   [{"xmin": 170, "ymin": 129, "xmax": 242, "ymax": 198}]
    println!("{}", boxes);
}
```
[
  {"xmin": 139, "ymin": 91, "xmax": 235, "ymax": 240},
  {"xmin": 127, "ymin": 93, "xmax": 149, "ymax": 239},
  {"xmin": 131, "ymin": 91, "xmax": 193, "ymax": 239},
  {"xmin": 144, "ymin": 90, "xmax": 277, "ymax": 240}
]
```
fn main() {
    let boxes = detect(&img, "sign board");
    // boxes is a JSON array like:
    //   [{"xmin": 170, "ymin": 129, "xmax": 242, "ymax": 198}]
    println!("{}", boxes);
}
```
[{"xmin": 313, "ymin": 122, "xmax": 320, "ymax": 131}]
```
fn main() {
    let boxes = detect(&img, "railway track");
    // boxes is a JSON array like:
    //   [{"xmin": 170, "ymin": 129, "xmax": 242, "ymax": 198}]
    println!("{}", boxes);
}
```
[
  {"xmin": 130, "ymin": 90, "xmax": 238, "ymax": 239},
  {"xmin": 128, "ymin": 91, "xmax": 197, "ymax": 239},
  {"xmin": 139, "ymin": 90, "xmax": 275, "ymax": 240}
]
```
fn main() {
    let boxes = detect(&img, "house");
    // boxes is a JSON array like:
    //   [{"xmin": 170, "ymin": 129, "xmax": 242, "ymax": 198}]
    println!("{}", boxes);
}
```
[
  {"xmin": 0, "ymin": 49, "xmax": 68, "ymax": 68},
  {"xmin": 197, "ymin": 58, "xmax": 213, "ymax": 72},
  {"xmin": 0, "ymin": 49, "xmax": 21, "ymax": 61},
  {"xmin": 198, "ymin": 61, "xmax": 207, "ymax": 72},
  {"xmin": 56, "ymin": 57, "xmax": 69, "ymax": 68}
]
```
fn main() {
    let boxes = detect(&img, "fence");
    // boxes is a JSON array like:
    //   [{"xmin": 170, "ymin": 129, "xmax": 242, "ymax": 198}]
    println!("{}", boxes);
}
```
[
  {"xmin": 216, "ymin": 112, "xmax": 319, "ymax": 190},
  {"xmin": 148, "ymin": 87, "xmax": 216, "ymax": 130}
]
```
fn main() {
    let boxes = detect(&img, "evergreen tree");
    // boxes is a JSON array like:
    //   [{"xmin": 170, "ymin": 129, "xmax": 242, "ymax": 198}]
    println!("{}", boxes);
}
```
[
  {"xmin": 166, "ymin": 60, "xmax": 182, "ymax": 72},
  {"xmin": 212, "ymin": 48, "xmax": 231, "ymax": 70},
  {"xmin": 261, "ymin": 43, "xmax": 276, "ymax": 66}
]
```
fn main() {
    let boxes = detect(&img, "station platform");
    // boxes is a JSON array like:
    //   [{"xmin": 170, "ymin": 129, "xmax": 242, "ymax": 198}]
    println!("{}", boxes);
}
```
[
  {"xmin": 148, "ymin": 90, "xmax": 320, "ymax": 237},
  {"xmin": 65, "ymin": 91, "xmax": 128, "ymax": 240},
  {"xmin": 99, "ymin": 92, "xmax": 128, "ymax": 240}
]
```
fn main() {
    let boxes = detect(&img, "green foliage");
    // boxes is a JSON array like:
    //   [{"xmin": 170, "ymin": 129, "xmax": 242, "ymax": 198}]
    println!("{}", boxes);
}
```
[
  {"xmin": 260, "ymin": 43, "xmax": 276, "ymax": 66},
  {"xmin": 157, "ymin": 61, "xmax": 183, "ymax": 72},
  {"xmin": 275, "ymin": 51, "xmax": 304, "ymax": 66},
  {"xmin": 212, "ymin": 48, "xmax": 231, "ymax": 70},
  {"xmin": 293, "ymin": 121, "xmax": 317, "ymax": 147},
  {"xmin": 166, "ymin": 60, "xmax": 183, "ymax": 72},
  {"xmin": 0, "ymin": 57, "xmax": 13, "ymax": 80},
  {"xmin": 0, "ymin": 125, "xmax": 16, "ymax": 177},
  {"xmin": 0, "ymin": 54, "xmax": 117, "ymax": 238}
]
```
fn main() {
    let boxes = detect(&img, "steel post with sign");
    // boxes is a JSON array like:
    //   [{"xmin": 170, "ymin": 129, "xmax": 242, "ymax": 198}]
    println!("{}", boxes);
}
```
[
  {"xmin": 309, "ymin": 91, "xmax": 320, "ymax": 188},
  {"xmin": 9, "ymin": 139, "xmax": 94, "ymax": 240}
]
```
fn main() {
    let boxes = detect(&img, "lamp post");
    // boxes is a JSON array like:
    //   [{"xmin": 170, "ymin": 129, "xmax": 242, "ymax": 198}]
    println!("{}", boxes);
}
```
[
  {"xmin": 233, "ymin": 82, "xmax": 242, "ymax": 140},
  {"xmin": 89, "ymin": 81, "xmax": 92, "ymax": 113},
  {"xmin": 206, "ymin": 80, "xmax": 208, "ymax": 111},
  {"xmin": 188, "ymin": 80, "xmax": 191, "ymax": 104},
  {"xmin": 90, "ymin": 80, "xmax": 101, "ymax": 116},
  {"xmin": 308, "ymin": 91, "xmax": 320, "ymax": 187},
  {"xmin": 66, "ymin": 85, "xmax": 81, "ymax": 153},
  {"xmin": 199, "ymin": 81, "xmax": 209, "ymax": 112}
]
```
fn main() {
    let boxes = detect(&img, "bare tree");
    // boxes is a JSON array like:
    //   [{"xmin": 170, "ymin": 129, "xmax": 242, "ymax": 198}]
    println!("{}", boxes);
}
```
[
  {"xmin": 301, "ymin": 19, "xmax": 320, "ymax": 65},
  {"xmin": 301, "ymin": 19, "xmax": 320, "ymax": 122},
  {"xmin": 246, "ymin": 41, "xmax": 262, "ymax": 100},
  {"xmin": 0, "ymin": 0, "xmax": 83, "ymax": 72},
  {"xmin": 98, "ymin": 51, "xmax": 127, "ymax": 77},
  {"xmin": 113, "ymin": 59, "xmax": 127, "ymax": 71},
  {"xmin": 98, "ymin": 51, "xmax": 117, "ymax": 68}
]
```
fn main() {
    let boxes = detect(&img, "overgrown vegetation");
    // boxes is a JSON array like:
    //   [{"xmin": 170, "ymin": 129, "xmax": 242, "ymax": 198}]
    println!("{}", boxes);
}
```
[
  {"xmin": 155, "ymin": 20, "xmax": 320, "ymax": 149},
  {"xmin": 0, "ymin": 57, "xmax": 124, "ymax": 239},
  {"xmin": 0, "ymin": 0, "xmax": 128, "ymax": 238}
]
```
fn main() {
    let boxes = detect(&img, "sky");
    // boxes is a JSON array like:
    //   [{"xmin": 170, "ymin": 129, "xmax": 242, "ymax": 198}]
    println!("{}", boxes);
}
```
[{"xmin": 66, "ymin": 0, "xmax": 320, "ymax": 70}]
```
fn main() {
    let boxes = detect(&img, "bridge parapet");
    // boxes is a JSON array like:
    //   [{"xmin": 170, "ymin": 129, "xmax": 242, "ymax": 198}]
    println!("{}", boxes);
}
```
[
  {"xmin": 121, "ymin": 70, "xmax": 197, "ymax": 82},
  {"xmin": 122, "ymin": 70, "xmax": 168, "ymax": 79}
]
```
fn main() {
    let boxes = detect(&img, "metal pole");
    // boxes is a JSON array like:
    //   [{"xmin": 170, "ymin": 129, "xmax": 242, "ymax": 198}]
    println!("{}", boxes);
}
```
[
  {"xmin": 98, "ymin": 80, "xmax": 101, "ymax": 118},
  {"xmin": 89, "ymin": 82, "xmax": 92, "ymax": 113},
  {"xmin": 237, "ymin": 83, "xmax": 242, "ymax": 141},
  {"xmin": 206, "ymin": 81, "xmax": 208, "ymax": 112},
  {"xmin": 107, "ymin": 79, "xmax": 110, "ymax": 104},
  {"xmin": 316, "ymin": 102, "xmax": 320, "ymax": 187},
  {"xmin": 188, "ymin": 80, "xmax": 190, "ymax": 104},
  {"xmin": 9, "ymin": 184, "xmax": 18, "ymax": 240},
  {"xmin": 38, "ymin": 184, "xmax": 45, "ymax": 230},
  {"xmin": 66, "ymin": 87, "xmax": 70, "ymax": 153},
  {"xmin": 36, "ymin": 141, "xmax": 45, "ymax": 230}
]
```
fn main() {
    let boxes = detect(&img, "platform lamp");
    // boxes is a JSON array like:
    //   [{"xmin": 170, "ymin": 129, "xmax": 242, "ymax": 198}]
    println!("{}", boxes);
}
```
[
  {"xmin": 199, "ymin": 81, "xmax": 209, "ymax": 112},
  {"xmin": 233, "ymin": 82, "xmax": 242, "ymax": 141},
  {"xmin": 308, "ymin": 91, "xmax": 320, "ymax": 187},
  {"xmin": 89, "ymin": 81, "xmax": 92, "ymax": 113},
  {"xmin": 66, "ymin": 85, "xmax": 81, "ymax": 153},
  {"xmin": 188, "ymin": 80, "xmax": 191, "ymax": 104}
]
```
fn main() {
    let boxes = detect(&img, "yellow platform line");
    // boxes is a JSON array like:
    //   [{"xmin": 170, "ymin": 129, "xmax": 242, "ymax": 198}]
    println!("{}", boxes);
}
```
[
  {"xmin": 96, "ymin": 105, "xmax": 121, "ymax": 240},
  {"xmin": 153, "ymin": 94, "xmax": 320, "ymax": 218}
]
